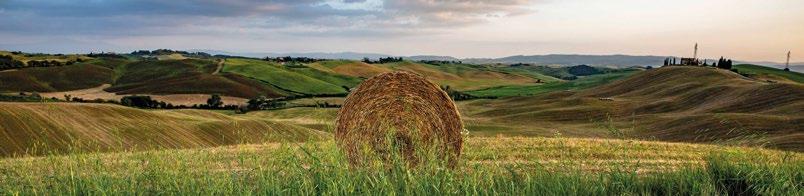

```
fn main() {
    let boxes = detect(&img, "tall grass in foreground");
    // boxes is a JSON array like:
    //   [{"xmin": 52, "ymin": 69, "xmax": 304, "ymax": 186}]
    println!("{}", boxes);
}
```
[{"xmin": 0, "ymin": 140, "xmax": 801, "ymax": 195}]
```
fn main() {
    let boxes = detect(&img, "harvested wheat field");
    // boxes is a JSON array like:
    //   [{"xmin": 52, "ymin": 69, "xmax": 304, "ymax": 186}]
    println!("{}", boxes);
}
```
[{"xmin": 335, "ymin": 71, "xmax": 463, "ymax": 166}]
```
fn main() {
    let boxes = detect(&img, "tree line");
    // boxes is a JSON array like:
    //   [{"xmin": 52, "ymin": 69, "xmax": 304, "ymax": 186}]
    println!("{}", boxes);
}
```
[
  {"xmin": 362, "ymin": 57, "xmax": 404, "ymax": 64},
  {"xmin": 264, "ymin": 56, "xmax": 325, "ymax": 64},
  {"xmin": 0, "ymin": 55, "xmax": 86, "ymax": 70},
  {"xmin": 419, "ymin": 60, "xmax": 464, "ymax": 65},
  {"xmin": 131, "ymin": 49, "xmax": 211, "ymax": 58},
  {"xmin": 662, "ymin": 57, "xmax": 734, "ymax": 70},
  {"xmin": 86, "ymin": 52, "xmax": 127, "ymax": 59},
  {"xmin": 441, "ymin": 85, "xmax": 497, "ymax": 101},
  {"xmin": 0, "ymin": 55, "xmax": 25, "ymax": 70},
  {"xmin": 120, "ymin": 95, "xmax": 238, "ymax": 110}
]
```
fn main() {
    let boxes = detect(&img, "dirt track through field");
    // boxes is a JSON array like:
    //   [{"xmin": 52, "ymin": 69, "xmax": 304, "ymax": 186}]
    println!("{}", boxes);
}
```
[
  {"xmin": 41, "ymin": 84, "xmax": 248, "ymax": 105},
  {"xmin": 212, "ymin": 59, "xmax": 224, "ymax": 75}
]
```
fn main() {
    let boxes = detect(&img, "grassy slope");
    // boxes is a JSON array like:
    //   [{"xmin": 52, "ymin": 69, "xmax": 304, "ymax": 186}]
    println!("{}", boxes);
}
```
[
  {"xmin": 0, "ymin": 102, "xmax": 326, "ymax": 157},
  {"xmin": 308, "ymin": 60, "xmax": 392, "ymax": 78},
  {"xmin": 222, "ymin": 58, "xmax": 349, "ymax": 95},
  {"xmin": 379, "ymin": 61, "xmax": 539, "ymax": 90},
  {"xmin": 0, "ymin": 137, "xmax": 800, "ymax": 194},
  {"xmin": 735, "ymin": 64, "xmax": 804, "ymax": 83},
  {"xmin": 107, "ymin": 59, "xmax": 285, "ymax": 98},
  {"xmin": 466, "ymin": 70, "xmax": 638, "ymax": 97},
  {"xmin": 464, "ymin": 66, "xmax": 804, "ymax": 151}
]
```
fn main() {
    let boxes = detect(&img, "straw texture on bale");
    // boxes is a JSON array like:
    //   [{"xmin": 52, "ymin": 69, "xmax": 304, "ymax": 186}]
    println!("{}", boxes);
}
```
[{"xmin": 335, "ymin": 71, "xmax": 463, "ymax": 167}]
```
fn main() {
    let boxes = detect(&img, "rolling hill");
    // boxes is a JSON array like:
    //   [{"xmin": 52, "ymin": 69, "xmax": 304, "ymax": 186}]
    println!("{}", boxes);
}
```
[
  {"xmin": 0, "ymin": 102, "xmax": 327, "ymax": 157},
  {"xmin": 463, "ymin": 66, "xmax": 804, "ymax": 151},
  {"xmin": 222, "ymin": 58, "xmax": 354, "ymax": 95},
  {"xmin": 376, "ymin": 61, "xmax": 539, "ymax": 90},
  {"xmin": 0, "ymin": 63, "xmax": 113, "ymax": 92}
]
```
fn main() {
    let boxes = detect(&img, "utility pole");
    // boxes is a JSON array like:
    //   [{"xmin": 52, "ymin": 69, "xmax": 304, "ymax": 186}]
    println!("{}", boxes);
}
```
[
  {"xmin": 786, "ymin": 51, "xmax": 791, "ymax": 71},
  {"xmin": 694, "ymin": 43, "xmax": 698, "ymax": 59}
]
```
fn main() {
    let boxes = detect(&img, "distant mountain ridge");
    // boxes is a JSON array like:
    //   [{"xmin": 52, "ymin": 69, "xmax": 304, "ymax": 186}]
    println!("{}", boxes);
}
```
[
  {"xmin": 191, "ymin": 49, "xmax": 802, "ymax": 71},
  {"xmin": 189, "ymin": 50, "xmax": 391, "ymax": 60}
]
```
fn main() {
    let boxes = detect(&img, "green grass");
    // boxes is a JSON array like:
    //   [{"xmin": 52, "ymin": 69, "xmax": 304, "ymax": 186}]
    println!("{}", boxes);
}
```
[
  {"xmin": 0, "ymin": 137, "xmax": 800, "ymax": 195},
  {"xmin": 379, "ymin": 61, "xmax": 541, "ymax": 90},
  {"xmin": 500, "ymin": 65, "xmax": 575, "ymax": 80},
  {"xmin": 291, "ymin": 67, "xmax": 362, "ymax": 88},
  {"xmin": 315, "ymin": 60, "xmax": 357, "ymax": 69},
  {"xmin": 105, "ymin": 59, "xmax": 285, "ymax": 98},
  {"xmin": 222, "ymin": 58, "xmax": 348, "ymax": 94},
  {"xmin": 735, "ymin": 64, "xmax": 804, "ymax": 83},
  {"xmin": 466, "ymin": 70, "xmax": 639, "ymax": 97}
]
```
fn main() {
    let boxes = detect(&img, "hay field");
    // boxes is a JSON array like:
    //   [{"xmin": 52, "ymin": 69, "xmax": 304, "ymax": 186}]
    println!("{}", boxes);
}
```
[
  {"xmin": 248, "ymin": 66, "xmax": 803, "ymax": 151},
  {"xmin": 39, "ymin": 84, "xmax": 249, "ymax": 105},
  {"xmin": 0, "ymin": 137, "xmax": 800, "ymax": 194},
  {"xmin": 0, "ymin": 102, "xmax": 327, "ymax": 157},
  {"xmin": 0, "ymin": 64, "xmax": 114, "ymax": 93}
]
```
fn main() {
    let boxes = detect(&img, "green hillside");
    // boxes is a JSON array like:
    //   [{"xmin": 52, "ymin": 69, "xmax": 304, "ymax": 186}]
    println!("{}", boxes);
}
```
[
  {"xmin": 466, "ymin": 70, "xmax": 638, "ymax": 97},
  {"xmin": 735, "ymin": 64, "xmax": 804, "ymax": 83},
  {"xmin": 107, "ymin": 59, "xmax": 286, "ymax": 98},
  {"xmin": 222, "ymin": 58, "xmax": 350, "ymax": 95},
  {"xmin": 379, "ymin": 61, "xmax": 539, "ymax": 90}
]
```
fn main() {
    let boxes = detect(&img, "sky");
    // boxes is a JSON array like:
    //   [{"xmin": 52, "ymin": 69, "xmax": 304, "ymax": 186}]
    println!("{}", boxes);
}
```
[{"xmin": 0, "ymin": 0, "xmax": 802, "ymax": 62}]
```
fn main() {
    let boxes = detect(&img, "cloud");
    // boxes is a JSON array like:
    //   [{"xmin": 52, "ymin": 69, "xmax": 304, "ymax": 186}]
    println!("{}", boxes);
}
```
[
  {"xmin": 0, "ymin": 0, "xmax": 539, "ymax": 37},
  {"xmin": 385, "ymin": 0, "xmax": 535, "ymax": 27}
]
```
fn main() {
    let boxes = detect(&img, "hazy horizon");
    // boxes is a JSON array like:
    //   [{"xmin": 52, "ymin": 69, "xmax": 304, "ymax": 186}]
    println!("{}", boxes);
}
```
[{"xmin": 1, "ymin": 0, "xmax": 802, "ymax": 62}]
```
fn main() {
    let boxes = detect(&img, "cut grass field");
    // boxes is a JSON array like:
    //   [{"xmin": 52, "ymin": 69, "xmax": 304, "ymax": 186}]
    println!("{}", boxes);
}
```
[
  {"xmin": 0, "ymin": 137, "xmax": 800, "ymax": 194},
  {"xmin": 0, "ymin": 102, "xmax": 326, "ymax": 157}
]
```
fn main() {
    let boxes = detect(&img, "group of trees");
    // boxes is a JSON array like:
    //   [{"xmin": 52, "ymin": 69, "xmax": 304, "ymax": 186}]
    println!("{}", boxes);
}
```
[
  {"xmin": 440, "ymin": 85, "xmax": 495, "ymax": 101},
  {"xmin": 120, "ymin": 94, "xmax": 237, "ymax": 110},
  {"xmin": 0, "ymin": 55, "xmax": 25, "ymax": 69},
  {"xmin": 87, "ymin": 52, "xmax": 127, "ymax": 59},
  {"xmin": 0, "ymin": 92, "xmax": 46, "ymax": 102},
  {"xmin": 567, "ymin": 65, "xmax": 601, "ymax": 76},
  {"xmin": 264, "ymin": 56, "xmax": 324, "ymax": 64},
  {"xmin": 236, "ymin": 96, "xmax": 287, "ymax": 113},
  {"xmin": 1, "ymin": 55, "xmax": 84, "ymax": 70},
  {"xmin": 663, "ymin": 58, "xmax": 677, "ymax": 66},
  {"xmin": 362, "ymin": 57, "xmax": 404, "ymax": 64},
  {"xmin": 662, "ymin": 57, "xmax": 734, "ymax": 70},
  {"xmin": 26, "ymin": 59, "xmax": 78, "ymax": 67},
  {"xmin": 715, "ymin": 57, "xmax": 734, "ymax": 69}
]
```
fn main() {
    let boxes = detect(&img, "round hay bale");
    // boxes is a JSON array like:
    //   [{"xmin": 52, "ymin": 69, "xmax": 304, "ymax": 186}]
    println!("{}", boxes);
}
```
[{"xmin": 335, "ymin": 71, "xmax": 463, "ymax": 167}]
